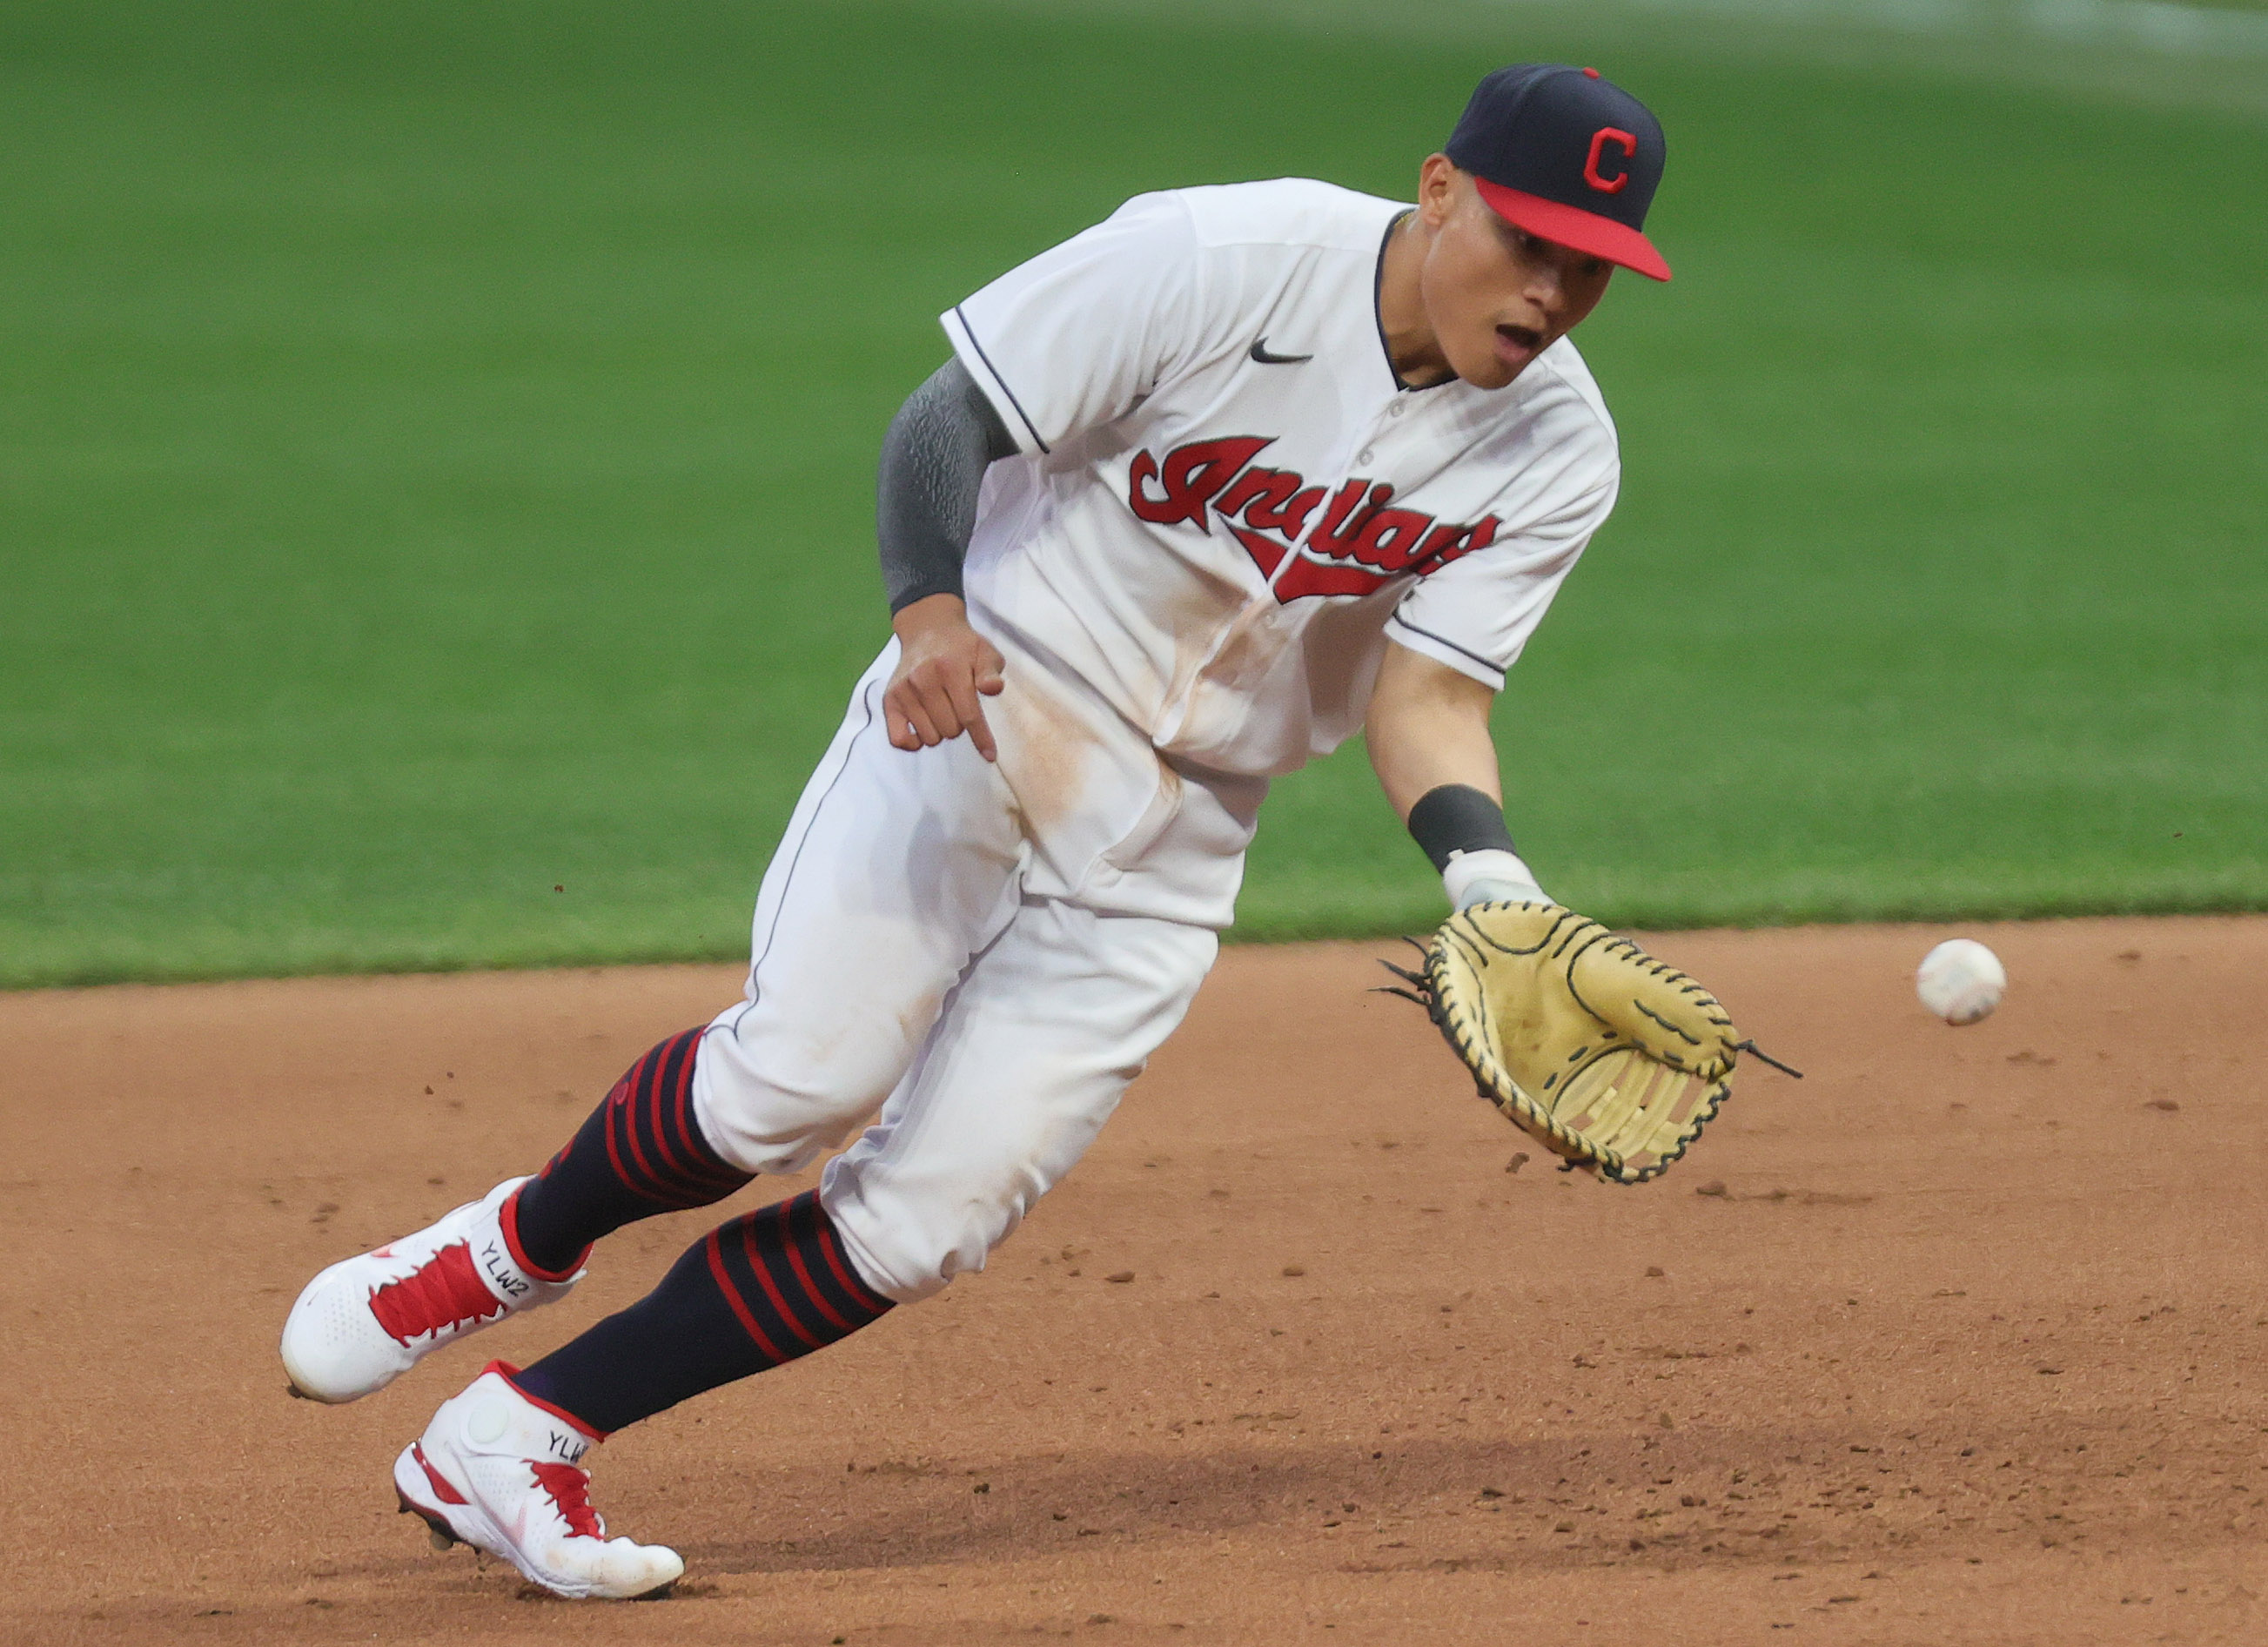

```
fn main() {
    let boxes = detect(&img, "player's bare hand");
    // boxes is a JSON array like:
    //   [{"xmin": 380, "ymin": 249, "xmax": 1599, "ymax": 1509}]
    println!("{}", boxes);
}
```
[{"xmin": 885, "ymin": 594, "xmax": 1005, "ymax": 762}]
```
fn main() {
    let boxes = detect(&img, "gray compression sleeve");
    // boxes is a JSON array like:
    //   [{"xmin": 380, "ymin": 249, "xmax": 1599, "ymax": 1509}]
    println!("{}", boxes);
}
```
[{"xmin": 876, "ymin": 357, "xmax": 1020, "ymax": 615}]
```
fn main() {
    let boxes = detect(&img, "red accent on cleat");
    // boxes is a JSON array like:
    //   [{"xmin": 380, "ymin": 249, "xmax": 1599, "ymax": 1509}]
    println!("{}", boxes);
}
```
[
  {"xmin": 486, "ymin": 1361, "xmax": 612, "ymax": 1441},
  {"xmin": 531, "ymin": 1462, "xmax": 604, "ymax": 1538},
  {"xmin": 411, "ymin": 1443, "xmax": 470, "ymax": 1506},
  {"xmin": 369, "ymin": 1242, "xmax": 507, "ymax": 1346}
]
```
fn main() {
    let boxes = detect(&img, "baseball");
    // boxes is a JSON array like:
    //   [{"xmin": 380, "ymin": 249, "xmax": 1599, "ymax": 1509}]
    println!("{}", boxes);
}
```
[{"xmin": 1916, "ymin": 938, "xmax": 2006, "ymax": 1025}]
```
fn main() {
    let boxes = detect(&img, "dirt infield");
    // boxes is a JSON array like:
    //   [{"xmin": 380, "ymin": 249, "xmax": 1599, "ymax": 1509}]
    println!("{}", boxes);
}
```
[{"xmin": 3, "ymin": 916, "xmax": 2263, "ymax": 1645}]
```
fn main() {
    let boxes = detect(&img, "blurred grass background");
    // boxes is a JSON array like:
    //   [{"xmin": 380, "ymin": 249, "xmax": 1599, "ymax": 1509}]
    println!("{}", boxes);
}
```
[{"xmin": 1, "ymin": 0, "xmax": 2262, "ymax": 985}]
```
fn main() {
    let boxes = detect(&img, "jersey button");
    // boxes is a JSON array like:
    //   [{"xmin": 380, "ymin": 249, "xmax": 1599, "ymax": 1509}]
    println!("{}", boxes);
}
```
[
  {"xmin": 1357, "ymin": 447, "xmax": 1374, "ymax": 465},
  {"xmin": 1389, "ymin": 401, "xmax": 1406, "ymax": 417}
]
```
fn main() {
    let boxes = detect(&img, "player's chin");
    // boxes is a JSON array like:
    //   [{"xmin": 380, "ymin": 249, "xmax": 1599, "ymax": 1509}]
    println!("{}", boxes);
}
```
[{"xmin": 1449, "ymin": 328, "xmax": 1540, "ymax": 391}]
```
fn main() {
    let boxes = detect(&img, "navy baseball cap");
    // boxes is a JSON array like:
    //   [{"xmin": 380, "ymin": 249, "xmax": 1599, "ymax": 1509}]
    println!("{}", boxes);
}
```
[{"xmin": 1445, "ymin": 64, "xmax": 1671, "ymax": 281}]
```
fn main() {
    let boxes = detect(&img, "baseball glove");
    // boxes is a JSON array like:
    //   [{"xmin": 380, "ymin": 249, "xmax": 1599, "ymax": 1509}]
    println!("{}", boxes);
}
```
[{"xmin": 1383, "ymin": 900, "xmax": 1796, "ymax": 1185}]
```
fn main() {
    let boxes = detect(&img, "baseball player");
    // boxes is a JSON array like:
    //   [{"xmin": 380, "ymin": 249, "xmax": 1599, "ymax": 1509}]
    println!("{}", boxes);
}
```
[{"xmin": 282, "ymin": 64, "xmax": 1673, "ymax": 1599}]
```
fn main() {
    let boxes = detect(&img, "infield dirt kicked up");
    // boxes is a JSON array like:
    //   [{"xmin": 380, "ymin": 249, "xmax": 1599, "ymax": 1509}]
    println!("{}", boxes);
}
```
[{"xmin": 3, "ymin": 916, "xmax": 2262, "ymax": 1646}]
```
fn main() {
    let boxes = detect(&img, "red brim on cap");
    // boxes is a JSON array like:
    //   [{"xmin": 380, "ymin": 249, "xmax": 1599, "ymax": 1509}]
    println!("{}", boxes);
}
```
[{"xmin": 1473, "ymin": 177, "xmax": 1672, "ymax": 282}]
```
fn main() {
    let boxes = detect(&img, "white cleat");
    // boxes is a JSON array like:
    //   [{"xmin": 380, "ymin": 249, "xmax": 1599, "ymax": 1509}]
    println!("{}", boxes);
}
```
[
  {"xmin": 281, "ymin": 1177, "xmax": 580, "ymax": 1403},
  {"xmin": 393, "ymin": 1364, "xmax": 684, "ymax": 1600}
]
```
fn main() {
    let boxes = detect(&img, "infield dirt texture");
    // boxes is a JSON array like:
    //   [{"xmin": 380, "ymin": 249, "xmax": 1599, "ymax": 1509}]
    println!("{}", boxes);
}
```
[{"xmin": 3, "ymin": 917, "xmax": 2265, "ymax": 1643}]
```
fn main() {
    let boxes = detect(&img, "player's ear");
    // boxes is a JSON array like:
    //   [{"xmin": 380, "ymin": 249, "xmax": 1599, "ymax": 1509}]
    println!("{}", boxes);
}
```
[{"xmin": 1416, "ymin": 154, "xmax": 1459, "ymax": 226}]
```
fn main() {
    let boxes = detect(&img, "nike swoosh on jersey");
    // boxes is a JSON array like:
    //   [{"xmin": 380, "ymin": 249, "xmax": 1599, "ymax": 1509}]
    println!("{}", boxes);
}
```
[{"xmin": 1248, "ymin": 338, "xmax": 1312, "ymax": 365}]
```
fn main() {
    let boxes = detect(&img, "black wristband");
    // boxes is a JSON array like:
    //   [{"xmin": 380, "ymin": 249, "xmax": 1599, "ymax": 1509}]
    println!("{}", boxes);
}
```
[{"xmin": 1406, "ymin": 783, "xmax": 1517, "ymax": 874}]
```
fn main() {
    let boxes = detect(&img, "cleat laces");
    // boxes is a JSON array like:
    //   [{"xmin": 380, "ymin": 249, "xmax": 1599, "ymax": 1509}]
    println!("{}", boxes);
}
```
[
  {"xmin": 531, "ymin": 1462, "xmax": 605, "ymax": 1538},
  {"xmin": 368, "ymin": 1242, "xmax": 507, "ymax": 1345}
]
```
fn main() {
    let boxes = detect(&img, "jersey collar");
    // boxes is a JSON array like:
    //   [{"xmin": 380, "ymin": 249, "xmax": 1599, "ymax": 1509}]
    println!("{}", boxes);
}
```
[{"xmin": 1372, "ymin": 210, "xmax": 1459, "ymax": 396}]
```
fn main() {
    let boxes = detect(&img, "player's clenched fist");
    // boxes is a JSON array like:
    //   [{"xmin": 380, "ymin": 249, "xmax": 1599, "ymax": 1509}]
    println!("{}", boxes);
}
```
[{"xmin": 884, "ymin": 593, "xmax": 1005, "ymax": 762}]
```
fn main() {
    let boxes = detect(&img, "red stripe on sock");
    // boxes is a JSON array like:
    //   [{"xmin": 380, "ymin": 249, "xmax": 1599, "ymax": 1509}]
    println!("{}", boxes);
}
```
[
  {"xmin": 674, "ymin": 1159, "xmax": 748, "ymax": 1193},
  {"xmin": 739, "ymin": 1210, "xmax": 824, "ymax": 1350},
  {"xmin": 598, "ymin": 1055, "xmax": 649, "ymax": 1199},
  {"xmin": 613, "ymin": 1065, "xmax": 667, "ymax": 1200},
  {"xmin": 612, "ymin": 1045, "xmax": 658, "ymax": 1114},
  {"xmin": 776, "ymin": 1205, "xmax": 856, "ymax": 1334},
  {"xmin": 668, "ymin": 1032, "xmax": 715, "ymax": 1180},
  {"xmin": 703, "ymin": 1227, "xmax": 789, "ymax": 1364},
  {"xmin": 638, "ymin": 1032, "xmax": 741, "ymax": 1200},
  {"xmin": 811, "ymin": 1206, "xmax": 893, "ymax": 1315},
  {"xmin": 635, "ymin": 1034, "xmax": 697, "ymax": 1191},
  {"xmin": 597, "ymin": 1038, "xmax": 745, "ymax": 1210},
  {"xmin": 661, "ymin": 1032, "xmax": 750, "ymax": 1194},
  {"xmin": 600, "ymin": 1099, "xmax": 643, "ymax": 1200}
]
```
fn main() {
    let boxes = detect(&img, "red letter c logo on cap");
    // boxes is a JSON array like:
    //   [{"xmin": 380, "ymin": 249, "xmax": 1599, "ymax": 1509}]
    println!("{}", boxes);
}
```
[{"xmin": 1584, "ymin": 127, "xmax": 1637, "ymax": 194}]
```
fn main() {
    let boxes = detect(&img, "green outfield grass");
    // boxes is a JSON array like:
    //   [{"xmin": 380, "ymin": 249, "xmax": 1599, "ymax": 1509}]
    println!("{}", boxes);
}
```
[{"xmin": 1, "ymin": 0, "xmax": 2261, "ymax": 985}]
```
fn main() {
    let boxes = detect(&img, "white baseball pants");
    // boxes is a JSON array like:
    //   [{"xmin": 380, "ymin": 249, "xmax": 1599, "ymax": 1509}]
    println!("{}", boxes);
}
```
[{"xmin": 690, "ymin": 647, "xmax": 1218, "ymax": 1303}]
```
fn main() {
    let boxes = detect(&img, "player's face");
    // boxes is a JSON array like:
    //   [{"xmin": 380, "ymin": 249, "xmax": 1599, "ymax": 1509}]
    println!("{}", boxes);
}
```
[{"xmin": 1416, "ymin": 161, "xmax": 1614, "ymax": 391}]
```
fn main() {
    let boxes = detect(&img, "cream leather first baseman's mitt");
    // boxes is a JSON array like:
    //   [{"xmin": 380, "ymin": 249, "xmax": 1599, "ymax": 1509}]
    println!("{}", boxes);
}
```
[{"xmin": 1383, "ymin": 901, "xmax": 1797, "ymax": 1185}]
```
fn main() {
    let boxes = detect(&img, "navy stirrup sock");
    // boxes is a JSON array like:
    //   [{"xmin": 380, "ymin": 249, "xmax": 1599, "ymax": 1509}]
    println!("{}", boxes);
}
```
[
  {"xmin": 513, "ymin": 1189, "xmax": 896, "ymax": 1435},
  {"xmin": 504, "ymin": 1027, "xmax": 753, "ymax": 1280},
  {"xmin": 499, "ymin": 1030, "xmax": 896, "ymax": 1434}
]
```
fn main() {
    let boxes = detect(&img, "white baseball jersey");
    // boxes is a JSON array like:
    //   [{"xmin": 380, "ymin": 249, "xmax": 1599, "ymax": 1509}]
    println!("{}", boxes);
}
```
[
  {"xmin": 937, "ymin": 178, "xmax": 1620, "ymax": 930},
  {"xmin": 689, "ymin": 179, "xmax": 1624, "ymax": 1300}
]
